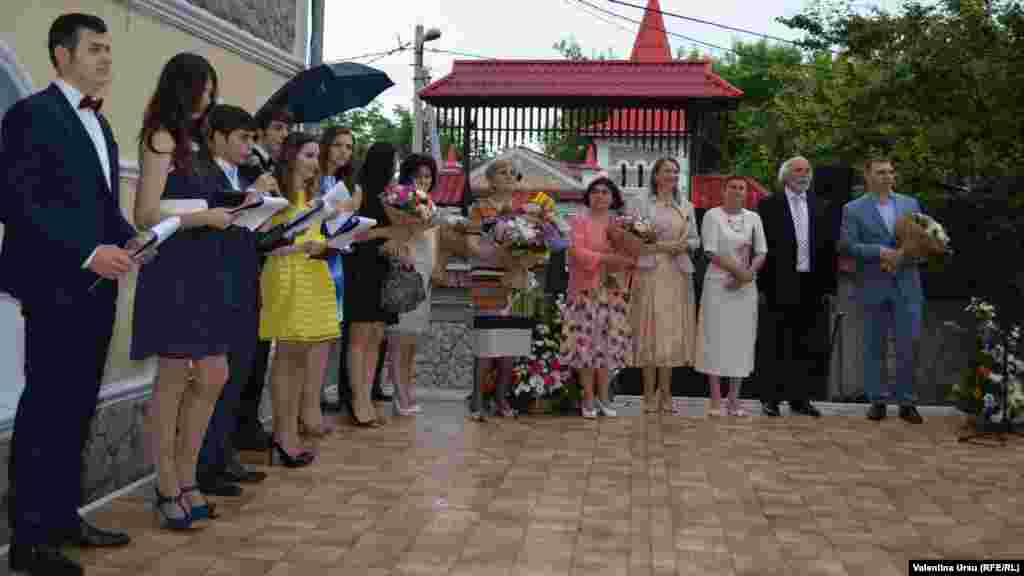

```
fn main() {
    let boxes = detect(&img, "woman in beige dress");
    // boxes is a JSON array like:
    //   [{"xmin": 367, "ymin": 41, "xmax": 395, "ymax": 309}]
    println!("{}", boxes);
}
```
[{"xmin": 630, "ymin": 157, "xmax": 700, "ymax": 413}]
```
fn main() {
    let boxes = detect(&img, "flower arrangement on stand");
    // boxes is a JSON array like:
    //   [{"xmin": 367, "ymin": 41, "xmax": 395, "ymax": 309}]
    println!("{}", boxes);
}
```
[
  {"xmin": 510, "ymin": 292, "xmax": 578, "ymax": 414},
  {"xmin": 948, "ymin": 297, "xmax": 1023, "ymax": 427}
]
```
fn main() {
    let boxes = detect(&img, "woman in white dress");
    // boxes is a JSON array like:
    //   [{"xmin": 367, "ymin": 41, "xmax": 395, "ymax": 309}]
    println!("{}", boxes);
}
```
[
  {"xmin": 386, "ymin": 154, "xmax": 440, "ymax": 416},
  {"xmin": 695, "ymin": 176, "xmax": 767, "ymax": 417}
]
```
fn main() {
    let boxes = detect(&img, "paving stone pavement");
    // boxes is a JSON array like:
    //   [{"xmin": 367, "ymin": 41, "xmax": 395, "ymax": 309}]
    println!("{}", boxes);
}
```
[{"xmin": 30, "ymin": 399, "xmax": 1024, "ymax": 575}]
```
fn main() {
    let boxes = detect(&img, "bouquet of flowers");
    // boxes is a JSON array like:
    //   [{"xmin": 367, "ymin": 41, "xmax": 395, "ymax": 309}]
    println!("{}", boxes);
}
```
[
  {"xmin": 513, "ymin": 293, "xmax": 571, "ymax": 402},
  {"xmin": 894, "ymin": 212, "xmax": 951, "ymax": 263},
  {"xmin": 609, "ymin": 212, "xmax": 657, "ymax": 257},
  {"xmin": 948, "ymin": 298, "xmax": 1023, "ymax": 421},
  {"xmin": 380, "ymin": 183, "xmax": 436, "ymax": 226}
]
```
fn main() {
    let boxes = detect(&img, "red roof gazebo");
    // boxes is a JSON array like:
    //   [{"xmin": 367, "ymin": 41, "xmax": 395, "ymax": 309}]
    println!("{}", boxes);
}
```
[{"xmin": 418, "ymin": 0, "xmax": 742, "ymax": 212}]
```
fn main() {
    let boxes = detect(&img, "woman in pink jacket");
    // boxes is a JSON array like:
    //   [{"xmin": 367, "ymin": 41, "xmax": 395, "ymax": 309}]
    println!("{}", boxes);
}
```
[{"xmin": 561, "ymin": 177, "xmax": 636, "ymax": 418}]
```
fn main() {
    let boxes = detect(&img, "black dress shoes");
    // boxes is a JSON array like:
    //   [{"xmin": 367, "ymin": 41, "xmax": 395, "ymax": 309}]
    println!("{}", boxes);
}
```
[
  {"xmin": 197, "ymin": 473, "xmax": 243, "ymax": 497},
  {"xmin": 222, "ymin": 459, "xmax": 267, "ymax": 484},
  {"xmin": 899, "ymin": 405, "xmax": 923, "ymax": 424},
  {"xmin": 790, "ymin": 401, "xmax": 822, "ymax": 418},
  {"xmin": 761, "ymin": 401, "xmax": 781, "ymax": 417},
  {"xmin": 867, "ymin": 403, "xmax": 887, "ymax": 420},
  {"xmin": 234, "ymin": 423, "xmax": 272, "ymax": 451},
  {"xmin": 9, "ymin": 543, "xmax": 82, "ymax": 575},
  {"xmin": 74, "ymin": 518, "xmax": 131, "ymax": 547}
]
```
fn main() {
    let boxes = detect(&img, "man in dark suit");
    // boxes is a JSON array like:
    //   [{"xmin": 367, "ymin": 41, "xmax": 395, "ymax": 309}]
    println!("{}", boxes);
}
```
[
  {"xmin": 195, "ymin": 105, "xmax": 274, "ymax": 497},
  {"xmin": 234, "ymin": 107, "xmax": 292, "ymax": 451},
  {"xmin": 757, "ymin": 157, "xmax": 834, "ymax": 417},
  {"xmin": 1, "ymin": 13, "xmax": 139, "ymax": 575}
]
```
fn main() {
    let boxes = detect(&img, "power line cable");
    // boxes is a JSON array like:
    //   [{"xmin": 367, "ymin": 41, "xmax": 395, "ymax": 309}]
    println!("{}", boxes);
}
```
[
  {"xmin": 572, "ymin": 0, "xmax": 740, "ymax": 55},
  {"xmin": 604, "ymin": 0, "xmax": 818, "ymax": 50},
  {"xmin": 426, "ymin": 47, "xmax": 500, "ymax": 60},
  {"xmin": 327, "ymin": 42, "xmax": 411, "ymax": 64}
]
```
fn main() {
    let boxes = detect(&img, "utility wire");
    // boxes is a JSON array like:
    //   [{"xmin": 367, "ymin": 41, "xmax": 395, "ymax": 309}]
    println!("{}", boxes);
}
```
[
  {"xmin": 327, "ymin": 42, "xmax": 411, "ymax": 64},
  {"xmin": 572, "ymin": 0, "xmax": 740, "ymax": 56},
  {"xmin": 426, "ymin": 47, "xmax": 500, "ymax": 60},
  {"xmin": 604, "ymin": 0, "xmax": 819, "ymax": 50}
]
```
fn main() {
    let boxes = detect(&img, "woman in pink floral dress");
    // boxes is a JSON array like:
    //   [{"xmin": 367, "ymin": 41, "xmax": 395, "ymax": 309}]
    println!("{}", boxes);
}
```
[{"xmin": 561, "ymin": 177, "xmax": 636, "ymax": 418}]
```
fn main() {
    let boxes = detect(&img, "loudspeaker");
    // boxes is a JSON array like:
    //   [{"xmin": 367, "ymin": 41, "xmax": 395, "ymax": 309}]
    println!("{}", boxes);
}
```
[{"xmin": 813, "ymin": 164, "xmax": 855, "ymax": 206}]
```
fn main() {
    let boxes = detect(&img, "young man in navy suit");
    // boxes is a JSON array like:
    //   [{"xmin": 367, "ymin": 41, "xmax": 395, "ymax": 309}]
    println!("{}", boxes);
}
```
[
  {"xmin": 2, "ymin": 13, "xmax": 145, "ymax": 575},
  {"xmin": 195, "ymin": 105, "xmax": 276, "ymax": 497}
]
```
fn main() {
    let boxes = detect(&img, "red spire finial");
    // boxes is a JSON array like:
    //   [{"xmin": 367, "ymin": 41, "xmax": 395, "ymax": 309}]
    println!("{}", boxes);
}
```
[
  {"xmin": 585, "ymin": 144, "xmax": 597, "ymax": 166},
  {"xmin": 630, "ymin": 0, "xmax": 672, "ymax": 62}
]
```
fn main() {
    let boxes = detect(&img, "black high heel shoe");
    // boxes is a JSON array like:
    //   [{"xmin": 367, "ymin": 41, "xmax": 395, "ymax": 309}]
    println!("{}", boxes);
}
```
[{"xmin": 268, "ymin": 441, "xmax": 315, "ymax": 467}]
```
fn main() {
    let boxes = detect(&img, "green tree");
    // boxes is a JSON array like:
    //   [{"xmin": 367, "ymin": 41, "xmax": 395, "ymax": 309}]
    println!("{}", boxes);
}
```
[
  {"xmin": 321, "ymin": 102, "xmax": 414, "ymax": 164},
  {"xmin": 775, "ymin": 0, "xmax": 1024, "ymax": 197},
  {"xmin": 541, "ymin": 36, "xmax": 620, "ymax": 162}
]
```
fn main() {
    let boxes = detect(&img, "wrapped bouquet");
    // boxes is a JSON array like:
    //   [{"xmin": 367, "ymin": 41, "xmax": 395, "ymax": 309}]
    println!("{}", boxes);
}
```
[
  {"xmin": 380, "ymin": 183, "xmax": 436, "ymax": 226},
  {"xmin": 894, "ymin": 212, "xmax": 950, "ymax": 260},
  {"xmin": 609, "ymin": 212, "xmax": 657, "ymax": 257}
]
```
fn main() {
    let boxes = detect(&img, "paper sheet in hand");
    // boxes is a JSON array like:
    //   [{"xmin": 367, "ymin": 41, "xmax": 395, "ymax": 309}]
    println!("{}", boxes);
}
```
[
  {"xmin": 229, "ymin": 196, "xmax": 289, "ymax": 231},
  {"xmin": 324, "ymin": 212, "xmax": 376, "ymax": 250},
  {"xmin": 132, "ymin": 216, "xmax": 181, "ymax": 257},
  {"xmin": 159, "ymin": 199, "xmax": 207, "ymax": 215},
  {"xmin": 89, "ymin": 217, "xmax": 181, "ymax": 291},
  {"xmin": 282, "ymin": 198, "xmax": 336, "ymax": 239}
]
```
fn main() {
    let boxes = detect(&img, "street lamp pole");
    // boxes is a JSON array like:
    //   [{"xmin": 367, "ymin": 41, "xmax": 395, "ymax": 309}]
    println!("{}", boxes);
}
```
[{"xmin": 412, "ymin": 24, "xmax": 441, "ymax": 154}]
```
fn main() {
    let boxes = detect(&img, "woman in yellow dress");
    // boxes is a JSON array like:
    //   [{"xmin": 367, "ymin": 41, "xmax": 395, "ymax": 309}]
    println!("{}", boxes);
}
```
[{"xmin": 259, "ymin": 132, "xmax": 339, "ymax": 466}]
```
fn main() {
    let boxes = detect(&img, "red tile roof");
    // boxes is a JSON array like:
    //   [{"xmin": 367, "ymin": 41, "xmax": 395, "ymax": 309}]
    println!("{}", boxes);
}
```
[{"xmin": 419, "ymin": 60, "xmax": 743, "ymax": 106}]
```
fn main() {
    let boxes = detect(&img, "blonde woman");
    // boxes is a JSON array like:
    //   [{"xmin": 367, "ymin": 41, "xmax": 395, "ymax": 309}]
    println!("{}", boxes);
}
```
[{"xmin": 630, "ymin": 157, "xmax": 700, "ymax": 413}]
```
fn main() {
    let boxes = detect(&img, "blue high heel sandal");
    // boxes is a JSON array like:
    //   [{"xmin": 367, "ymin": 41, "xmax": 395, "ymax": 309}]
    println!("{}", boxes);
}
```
[
  {"xmin": 181, "ymin": 485, "xmax": 218, "ymax": 520},
  {"xmin": 154, "ymin": 489, "xmax": 193, "ymax": 530}
]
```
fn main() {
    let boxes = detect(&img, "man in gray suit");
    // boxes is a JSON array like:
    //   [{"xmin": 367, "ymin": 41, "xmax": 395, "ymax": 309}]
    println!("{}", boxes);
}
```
[{"xmin": 839, "ymin": 156, "xmax": 924, "ymax": 423}]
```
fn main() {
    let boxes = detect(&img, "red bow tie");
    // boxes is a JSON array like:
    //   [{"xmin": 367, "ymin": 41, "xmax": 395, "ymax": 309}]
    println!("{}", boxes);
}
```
[{"xmin": 79, "ymin": 96, "xmax": 103, "ymax": 113}]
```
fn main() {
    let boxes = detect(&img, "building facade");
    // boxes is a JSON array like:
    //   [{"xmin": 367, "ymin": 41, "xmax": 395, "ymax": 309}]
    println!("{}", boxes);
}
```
[{"xmin": 0, "ymin": 0, "xmax": 310, "ymax": 536}]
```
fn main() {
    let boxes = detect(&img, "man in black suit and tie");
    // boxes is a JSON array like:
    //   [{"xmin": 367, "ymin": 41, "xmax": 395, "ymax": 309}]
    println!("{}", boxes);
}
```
[
  {"xmin": 195, "ymin": 104, "xmax": 275, "ymax": 497},
  {"xmin": 1, "ymin": 13, "xmax": 139, "ymax": 575},
  {"xmin": 233, "ymin": 106, "xmax": 291, "ymax": 451},
  {"xmin": 757, "ymin": 156, "xmax": 835, "ymax": 417}
]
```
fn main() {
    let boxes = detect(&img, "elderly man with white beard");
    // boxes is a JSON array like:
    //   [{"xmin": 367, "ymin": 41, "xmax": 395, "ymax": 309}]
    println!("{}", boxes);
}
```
[{"xmin": 756, "ymin": 157, "xmax": 835, "ymax": 417}]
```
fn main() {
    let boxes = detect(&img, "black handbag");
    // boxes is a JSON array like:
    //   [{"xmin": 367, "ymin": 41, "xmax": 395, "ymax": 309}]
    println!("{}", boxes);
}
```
[{"xmin": 381, "ymin": 257, "xmax": 426, "ymax": 314}]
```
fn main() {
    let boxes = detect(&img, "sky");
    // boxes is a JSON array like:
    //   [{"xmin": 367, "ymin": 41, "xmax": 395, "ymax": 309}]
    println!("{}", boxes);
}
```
[{"xmin": 322, "ymin": 0, "xmax": 903, "ymax": 119}]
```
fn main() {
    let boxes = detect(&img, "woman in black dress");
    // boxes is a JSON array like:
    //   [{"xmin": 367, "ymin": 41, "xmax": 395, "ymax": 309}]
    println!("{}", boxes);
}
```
[
  {"xmin": 343, "ymin": 142, "xmax": 413, "ymax": 425},
  {"xmin": 132, "ymin": 53, "xmax": 235, "ymax": 530}
]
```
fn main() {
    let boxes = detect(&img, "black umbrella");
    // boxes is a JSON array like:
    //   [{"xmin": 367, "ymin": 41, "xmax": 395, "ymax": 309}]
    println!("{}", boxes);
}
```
[{"xmin": 257, "ymin": 62, "xmax": 394, "ymax": 124}]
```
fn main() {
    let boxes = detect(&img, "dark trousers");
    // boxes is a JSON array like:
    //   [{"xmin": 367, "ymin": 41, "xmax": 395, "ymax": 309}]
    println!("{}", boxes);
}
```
[
  {"xmin": 236, "ymin": 338, "xmax": 271, "ymax": 432},
  {"xmin": 199, "ymin": 306, "xmax": 257, "ymax": 472},
  {"xmin": 9, "ymin": 285, "xmax": 116, "ymax": 546},
  {"xmin": 762, "ymin": 273, "xmax": 824, "ymax": 405}
]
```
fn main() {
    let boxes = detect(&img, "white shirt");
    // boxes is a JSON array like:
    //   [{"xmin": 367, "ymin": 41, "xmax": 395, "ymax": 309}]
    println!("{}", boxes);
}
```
[
  {"xmin": 215, "ymin": 157, "xmax": 241, "ymax": 191},
  {"xmin": 56, "ymin": 79, "xmax": 113, "ymax": 269},
  {"xmin": 785, "ymin": 187, "xmax": 810, "ymax": 272},
  {"xmin": 875, "ymin": 196, "xmax": 895, "ymax": 235}
]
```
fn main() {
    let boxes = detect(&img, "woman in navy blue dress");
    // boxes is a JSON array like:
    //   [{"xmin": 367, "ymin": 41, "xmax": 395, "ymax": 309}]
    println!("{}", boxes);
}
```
[{"xmin": 131, "ymin": 53, "xmax": 235, "ymax": 530}]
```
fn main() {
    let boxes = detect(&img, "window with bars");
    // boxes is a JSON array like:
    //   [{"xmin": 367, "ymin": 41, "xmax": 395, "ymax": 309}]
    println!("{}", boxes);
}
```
[{"xmin": 637, "ymin": 164, "xmax": 644, "ymax": 188}]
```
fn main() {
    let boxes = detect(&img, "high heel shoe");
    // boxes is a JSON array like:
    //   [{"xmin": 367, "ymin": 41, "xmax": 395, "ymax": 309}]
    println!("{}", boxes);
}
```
[
  {"xmin": 350, "ymin": 414, "xmax": 381, "ymax": 428},
  {"xmin": 154, "ymin": 489, "xmax": 193, "ymax": 531},
  {"xmin": 268, "ymin": 441, "xmax": 315, "ymax": 467},
  {"xmin": 181, "ymin": 485, "xmax": 218, "ymax": 520},
  {"xmin": 299, "ymin": 420, "xmax": 334, "ymax": 438},
  {"xmin": 393, "ymin": 395, "xmax": 415, "ymax": 416}
]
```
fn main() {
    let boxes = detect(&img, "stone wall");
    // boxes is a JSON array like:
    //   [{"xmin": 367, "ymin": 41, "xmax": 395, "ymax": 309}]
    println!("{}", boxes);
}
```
[
  {"xmin": 186, "ymin": 0, "xmax": 296, "ymax": 52},
  {"xmin": 0, "ymin": 395, "xmax": 151, "ymax": 547},
  {"xmin": 80, "ymin": 396, "xmax": 152, "ymax": 504},
  {"xmin": 412, "ymin": 322, "xmax": 474, "ymax": 390}
]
